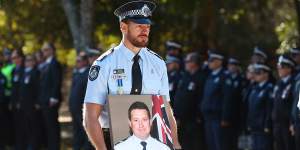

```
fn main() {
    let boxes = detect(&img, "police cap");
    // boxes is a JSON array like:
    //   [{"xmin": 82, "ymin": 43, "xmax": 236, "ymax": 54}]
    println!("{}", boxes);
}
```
[
  {"xmin": 228, "ymin": 57, "xmax": 240, "ymax": 65},
  {"xmin": 114, "ymin": 1, "xmax": 156, "ymax": 24},
  {"xmin": 165, "ymin": 41, "xmax": 182, "ymax": 50},
  {"xmin": 277, "ymin": 54, "xmax": 295, "ymax": 68},
  {"xmin": 253, "ymin": 46, "xmax": 267, "ymax": 59},
  {"xmin": 185, "ymin": 52, "xmax": 200, "ymax": 64},
  {"xmin": 253, "ymin": 63, "xmax": 271, "ymax": 73},
  {"xmin": 208, "ymin": 50, "xmax": 224, "ymax": 62},
  {"xmin": 289, "ymin": 47, "xmax": 300, "ymax": 55}
]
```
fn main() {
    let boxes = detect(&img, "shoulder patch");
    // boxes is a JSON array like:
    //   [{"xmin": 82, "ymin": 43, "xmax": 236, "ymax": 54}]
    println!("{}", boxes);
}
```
[
  {"xmin": 88, "ymin": 65, "xmax": 100, "ymax": 81},
  {"xmin": 147, "ymin": 48, "xmax": 163, "ymax": 60},
  {"xmin": 97, "ymin": 48, "xmax": 114, "ymax": 62}
]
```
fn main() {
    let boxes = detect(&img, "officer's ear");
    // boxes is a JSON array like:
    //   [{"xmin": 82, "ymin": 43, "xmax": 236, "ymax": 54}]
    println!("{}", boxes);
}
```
[{"xmin": 120, "ymin": 21, "xmax": 128, "ymax": 34}]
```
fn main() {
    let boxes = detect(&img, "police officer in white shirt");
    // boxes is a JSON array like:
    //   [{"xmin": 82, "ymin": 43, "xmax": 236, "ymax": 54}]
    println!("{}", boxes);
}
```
[
  {"xmin": 83, "ymin": 1, "xmax": 181, "ymax": 150},
  {"xmin": 114, "ymin": 101, "xmax": 170, "ymax": 150}
]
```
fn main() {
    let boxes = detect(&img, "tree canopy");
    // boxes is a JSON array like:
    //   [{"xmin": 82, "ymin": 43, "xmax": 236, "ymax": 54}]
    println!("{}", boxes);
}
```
[{"xmin": 0, "ymin": 0, "xmax": 298, "ymax": 66}]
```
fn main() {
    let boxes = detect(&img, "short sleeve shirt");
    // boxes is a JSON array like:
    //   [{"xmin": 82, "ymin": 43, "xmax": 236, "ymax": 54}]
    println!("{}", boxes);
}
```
[{"xmin": 84, "ymin": 42, "xmax": 170, "ymax": 128}]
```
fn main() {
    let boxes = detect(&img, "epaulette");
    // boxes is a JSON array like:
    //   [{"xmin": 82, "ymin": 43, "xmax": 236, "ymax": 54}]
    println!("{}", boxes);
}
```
[
  {"xmin": 97, "ymin": 48, "xmax": 114, "ymax": 62},
  {"xmin": 114, "ymin": 136, "xmax": 130, "ymax": 146},
  {"xmin": 147, "ymin": 48, "xmax": 163, "ymax": 60}
]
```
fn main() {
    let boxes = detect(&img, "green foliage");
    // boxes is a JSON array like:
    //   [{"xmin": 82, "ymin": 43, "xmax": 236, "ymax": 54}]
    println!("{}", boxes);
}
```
[{"xmin": 0, "ymin": 0, "xmax": 298, "ymax": 66}]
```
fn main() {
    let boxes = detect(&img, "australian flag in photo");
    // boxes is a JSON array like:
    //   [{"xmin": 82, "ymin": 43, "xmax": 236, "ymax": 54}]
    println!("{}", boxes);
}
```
[{"xmin": 150, "ymin": 95, "xmax": 173, "ymax": 149}]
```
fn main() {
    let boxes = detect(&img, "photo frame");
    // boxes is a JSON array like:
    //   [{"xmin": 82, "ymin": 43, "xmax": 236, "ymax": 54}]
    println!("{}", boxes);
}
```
[{"xmin": 107, "ymin": 95, "xmax": 173, "ymax": 149}]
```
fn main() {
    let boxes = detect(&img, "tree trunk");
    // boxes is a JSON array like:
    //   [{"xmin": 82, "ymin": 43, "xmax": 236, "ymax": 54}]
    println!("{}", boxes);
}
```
[
  {"xmin": 61, "ymin": 0, "xmax": 95, "ymax": 52},
  {"xmin": 80, "ymin": 0, "xmax": 95, "ymax": 50}
]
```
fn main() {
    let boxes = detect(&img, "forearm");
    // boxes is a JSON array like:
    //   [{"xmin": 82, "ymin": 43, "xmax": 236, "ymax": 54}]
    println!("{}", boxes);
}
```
[
  {"xmin": 83, "ymin": 103, "xmax": 107, "ymax": 150},
  {"xmin": 84, "ymin": 118, "xmax": 107, "ymax": 150}
]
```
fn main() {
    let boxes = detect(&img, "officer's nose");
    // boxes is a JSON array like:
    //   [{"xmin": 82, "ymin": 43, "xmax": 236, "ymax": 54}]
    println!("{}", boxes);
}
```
[{"xmin": 138, "ymin": 121, "xmax": 144, "ymax": 128}]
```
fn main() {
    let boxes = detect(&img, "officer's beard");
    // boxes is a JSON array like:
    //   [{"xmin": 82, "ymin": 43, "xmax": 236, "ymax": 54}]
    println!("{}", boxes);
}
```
[{"xmin": 127, "ymin": 33, "xmax": 149, "ymax": 48}]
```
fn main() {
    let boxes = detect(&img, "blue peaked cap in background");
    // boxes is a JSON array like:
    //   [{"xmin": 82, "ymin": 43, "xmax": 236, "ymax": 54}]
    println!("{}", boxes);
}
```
[{"xmin": 114, "ymin": 0, "xmax": 156, "ymax": 24}]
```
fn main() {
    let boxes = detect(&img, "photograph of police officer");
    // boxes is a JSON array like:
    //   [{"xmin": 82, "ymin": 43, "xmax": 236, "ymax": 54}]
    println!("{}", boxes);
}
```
[{"xmin": 114, "ymin": 101, "xmax": 170, "ymax": 150}]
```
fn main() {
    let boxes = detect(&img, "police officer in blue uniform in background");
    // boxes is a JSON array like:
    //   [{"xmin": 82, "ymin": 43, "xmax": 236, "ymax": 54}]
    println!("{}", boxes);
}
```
[
  {"xmin": 173, "ymin": 52, "xmax": 206, "ymax": 150},
  {"xmin": 69, "ymin": 54, "xmax": 94, "ymax": 150},
  {"xmin": 290, "ymin": 47, "xmax": 300, "ymax": 150},
  {"xmin": 272, "ymin": 54, "xmax": 295, "ymax": 150},
  {"xmin": 166, "ymin": 55, "xmax": 182, "ymax": 108},
  {"xmin": 222, "ymin": 56, "xmax": 245, "ymax": 150},
  {"xmin": 200, "ymin": 51, "xmax": 230, "ymax": 150},
  {"xmin": 247, "ymin": 63, "xmax": 273, "ymax": 150}
]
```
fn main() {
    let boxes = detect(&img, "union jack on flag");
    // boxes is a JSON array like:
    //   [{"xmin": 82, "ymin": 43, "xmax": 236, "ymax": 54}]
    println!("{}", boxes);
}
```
[{"xmin": 150, "ymin": 95, "xmax": 173, "ymax": 149}]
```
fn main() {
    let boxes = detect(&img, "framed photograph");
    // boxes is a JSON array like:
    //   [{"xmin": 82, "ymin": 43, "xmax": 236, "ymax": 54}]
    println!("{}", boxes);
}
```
[{"xmin": 107, "ymin": 95, "xmax": 173, "ymax": 149}]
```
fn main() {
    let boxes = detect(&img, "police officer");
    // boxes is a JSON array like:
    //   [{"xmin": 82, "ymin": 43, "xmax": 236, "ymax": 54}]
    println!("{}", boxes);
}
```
[
  {"xmin": 165, "ymin": 41, "xmax": 183, "ymax": 60},
  {"xmin": 83, "ymin": 1, "xmax": 181, "ymax": 150},
  {"xmin": 290, "ymin": 47, "xmax": 300, "ymax": 150},
  {"xmin": 173, "ymin": 52, "xmax": 206, "ymax": 150},
  {"xmin": 38, "ymin": 42, "xmax": 62, "ymax": 150},
  {"xmin": 165, "ymin": 41, "xmax": 184, "ymax": 70},
  {"xmin": 86, "ymin": 48, "xmax": 101, "ymax": 66},
  {"xmin": 10, "ymin": 49, "xmax": 25, "ymax": 150},
  {"xmin": 272, "ymin": 54, "xmax": 295, "ymax": 150},
  {"xmin": 69, "ymin": 54, "xmax": 93, "ymax": 150},
  {"xmin": 18, "ymin": 55, "xmax": 41, "ymax": 150},
  {"xmin": 166, "ymin": 55, "xmax": 182, "ymax": 108},
  {"xmin": 114, "ymin": 102, "xmax": 170, "ymax": 150},
  {"xmin": 222, "ymin": 57, "xmax": 245, "ymax": 150},
  {"xmin": 200, "ymin": 51, "xmax": 230, "ymax": 150},
  {"xmin": 247, "ymin": 63, "xmax": 273, "ymax": 150}
]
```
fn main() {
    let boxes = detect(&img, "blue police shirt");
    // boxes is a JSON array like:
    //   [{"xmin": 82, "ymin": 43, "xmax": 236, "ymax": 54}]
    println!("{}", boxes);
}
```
[{"xmin": 84, "ymin": 42, "xmax": 170, "ymax": 128}]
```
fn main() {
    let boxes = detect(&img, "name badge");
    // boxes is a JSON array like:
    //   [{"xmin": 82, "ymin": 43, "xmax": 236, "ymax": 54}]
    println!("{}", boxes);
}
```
[{"xmin": 188, "ymin": 82, "xmax": 195, "ymax": 91}]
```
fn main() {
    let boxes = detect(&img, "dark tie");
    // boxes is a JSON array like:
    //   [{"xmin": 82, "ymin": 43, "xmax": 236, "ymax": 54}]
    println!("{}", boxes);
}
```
[
  {"xmin": 140, "ymin": 141, "xmax": 147, "ymax": 150},
  {"xmin": 130, "ymin": 54, "xmax": 142, "ymax": 95}
]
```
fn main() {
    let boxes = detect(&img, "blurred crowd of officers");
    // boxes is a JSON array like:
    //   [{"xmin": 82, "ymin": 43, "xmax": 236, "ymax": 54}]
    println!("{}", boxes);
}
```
[
  {"xmin": 1, "ymin": 40, "xmax": 300, "ymax": 150},
  {"xmin": 0, "ymin": 43, "xmax": 99, "ymax": 150},
  {"xmin": 165, "ymin": 41, "xmax": 300, "ymax": 150}
]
